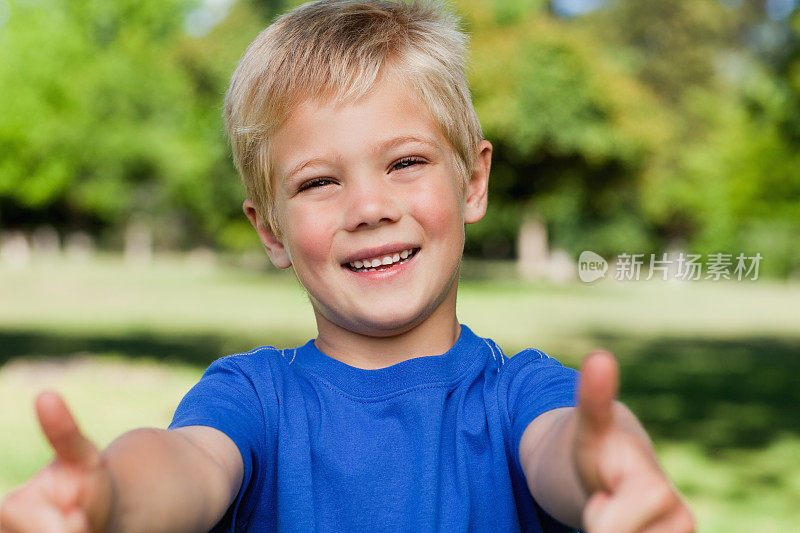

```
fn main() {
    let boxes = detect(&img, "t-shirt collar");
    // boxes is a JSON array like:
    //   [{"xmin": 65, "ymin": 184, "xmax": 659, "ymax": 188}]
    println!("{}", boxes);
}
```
[{"xmin": 292, "ymin": 324, "xmax": 485, "ymax": 399}]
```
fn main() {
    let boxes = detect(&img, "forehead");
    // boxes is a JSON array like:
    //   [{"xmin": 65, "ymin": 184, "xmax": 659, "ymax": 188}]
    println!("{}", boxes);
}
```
[{"xmin": 270, "ymin": 76, "xmax": 450, "ymax": 173}]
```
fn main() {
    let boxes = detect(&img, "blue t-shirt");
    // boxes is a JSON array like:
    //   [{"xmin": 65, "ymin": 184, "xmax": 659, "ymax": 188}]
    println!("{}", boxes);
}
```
[{"xmin": 169, "ymin": 325, "xmax": 580, "ymax": 532}]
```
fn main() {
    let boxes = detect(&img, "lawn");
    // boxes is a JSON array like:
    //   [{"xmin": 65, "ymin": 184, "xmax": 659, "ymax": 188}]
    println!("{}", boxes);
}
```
[{"xmin": 1, "ymin": 255, "xmax": 798, "ymax": 531}]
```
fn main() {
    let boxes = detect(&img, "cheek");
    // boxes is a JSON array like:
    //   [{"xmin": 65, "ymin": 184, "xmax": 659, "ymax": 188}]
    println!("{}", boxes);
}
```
[
  {"xmin": 285, "ymin": 205, "xmax": 335, "ymax": 266},
  {"xmin": 412, "ymin": 180, "xmax": 465, "ymax": 238}
]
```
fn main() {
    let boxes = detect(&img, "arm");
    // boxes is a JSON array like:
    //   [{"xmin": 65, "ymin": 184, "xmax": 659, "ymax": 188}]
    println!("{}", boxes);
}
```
[
  {"xmin": 519, "ymin": 352, "xmax": 695, "ymax": 533},
  {"xmin": 0, "ymin": 392, "xmax": 242, "ymax": 533},
  {"xmin": 105, "ymin": 425, "xmax": 243, "ymax": 532}
]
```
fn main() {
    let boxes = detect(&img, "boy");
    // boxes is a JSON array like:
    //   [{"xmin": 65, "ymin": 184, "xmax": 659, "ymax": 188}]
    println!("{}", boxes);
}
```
[{"xmin": 0, "ymin": 1, "xmax": 694, "ymax": 532}]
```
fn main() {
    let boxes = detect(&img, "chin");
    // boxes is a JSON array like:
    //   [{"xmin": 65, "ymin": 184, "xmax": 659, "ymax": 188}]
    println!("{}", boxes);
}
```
[
  {"xmin": 353, "ymin": 315, "xmax": 423, "ymax": 338},
  {"xmin": 334, "ymin": 304, "xmax": 432, "ymax": 338}
]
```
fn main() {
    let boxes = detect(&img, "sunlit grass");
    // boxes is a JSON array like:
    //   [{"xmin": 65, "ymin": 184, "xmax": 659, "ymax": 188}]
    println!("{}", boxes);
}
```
[
  {"xmin": 0, "ymin": 355, "xmax": 203, "ymax": 495},
  {"xmin": 659, "ymin": 438, "xmax": 800, "ymax": 532},
  {"xmin": 2, "ymin": 254, "xmax": 796, "ymax": 351}
]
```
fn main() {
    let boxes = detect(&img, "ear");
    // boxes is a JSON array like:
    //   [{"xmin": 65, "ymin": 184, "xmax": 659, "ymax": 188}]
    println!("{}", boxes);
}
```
[
  {"xmin": 464, "ymin": 140, "xmax": 492, "ymax": 224},
  {"xmin": 243, "ymin": 199, "xmax": 292, "ymax": 269}
]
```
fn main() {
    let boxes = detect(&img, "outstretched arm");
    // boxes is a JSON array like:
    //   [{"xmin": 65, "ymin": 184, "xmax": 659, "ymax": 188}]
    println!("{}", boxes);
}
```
[
  {"xmin": 519, "ymin": 352, "xmax": 695, "ymax": 533},
  {"xmin": 0, "ymin": 391, "xmax": 242, "ymax": 533}
]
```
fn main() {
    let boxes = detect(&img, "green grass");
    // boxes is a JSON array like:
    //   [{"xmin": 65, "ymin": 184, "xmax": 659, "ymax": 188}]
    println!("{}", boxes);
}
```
[{"xmin": 1, "ymin": 255, "xmax": 799, "ymax": 531}]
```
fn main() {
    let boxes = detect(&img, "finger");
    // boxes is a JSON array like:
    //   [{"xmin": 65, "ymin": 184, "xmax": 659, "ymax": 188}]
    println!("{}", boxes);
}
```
[
  {"xmin": 582, "ymin": 481, "xmax": 680, "ymax": 533},
  {"xmin": 35, "ymin": 391, "xmax": 100, "ymax": 468},
  {"xmin": 577, "ymin": 351, "xmax": 618, "ymax": 437},
  {"xmin": 582, "ymin": 490, "xmax": 611, "ymax": 530},
  {"xmin": 0, "ymin": 489, "xmax": 73, "ymax": 533},
  {"xmin": 640, "ymin": 501, "xmax": 696, "ymax": 533},
  {"xmin": 63, "ymin": 508, "xmax": 89, "ymax": 533}
]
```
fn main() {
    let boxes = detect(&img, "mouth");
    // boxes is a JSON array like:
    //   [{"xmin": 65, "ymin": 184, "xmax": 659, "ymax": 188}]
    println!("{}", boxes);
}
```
[{"xmin": 344, "ymin": 247, "xmax": 420, "ymax": 273}]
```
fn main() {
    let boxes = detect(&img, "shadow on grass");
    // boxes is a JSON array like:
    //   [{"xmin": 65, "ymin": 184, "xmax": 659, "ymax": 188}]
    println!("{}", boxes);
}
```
[
  {"xmin": 0, "ymin": 329, "xmax": 308, "ymax": 369},
  {"xmin": 1, "ymin": 328, "xmax": 798, "ymax": 451},
  {"xmin": 588, "ymin": 333, "xmax": 800, "ymax": 451}
]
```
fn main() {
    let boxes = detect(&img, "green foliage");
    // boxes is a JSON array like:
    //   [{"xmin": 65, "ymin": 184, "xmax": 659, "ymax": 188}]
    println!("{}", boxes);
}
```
[
  {"xmin": 464, "ymin": 1, "xmax": 668, "ymax": 257},
  {"xmin": 0, "ymin": 0, "xmax": 269, "ymax": 247},
  {"xmin": 624, "ymin": 1, "xmax": 800, "ymax": 276},
  {"xmin": 0, "ymin": 0, "xmax": 798, "ymax": 274},
  {"xmin": 577, "ymin": 0, "xmax": 799, "ymax": 274}
]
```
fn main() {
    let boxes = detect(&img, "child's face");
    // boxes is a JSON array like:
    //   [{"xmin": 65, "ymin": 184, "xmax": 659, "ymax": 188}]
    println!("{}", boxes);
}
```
[{"xmin": 246, "ymin": 73, "xmax": 491, "ymax": 340}]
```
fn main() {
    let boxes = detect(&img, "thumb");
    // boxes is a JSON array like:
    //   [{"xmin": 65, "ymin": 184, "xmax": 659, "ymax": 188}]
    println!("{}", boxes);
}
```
[
  {"xmin": 35, "ymin": 391, "xmax": 100, "ymax": 468},
  {"xmin": 575, "ymin": 351, "xmax": 619, "ymax": 494},
  {"xmin": 577, "ymin": 350, "xmax": 618, "ymax": 438}
]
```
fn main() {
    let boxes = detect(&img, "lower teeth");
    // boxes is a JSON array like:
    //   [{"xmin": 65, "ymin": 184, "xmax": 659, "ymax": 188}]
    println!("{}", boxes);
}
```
[{"xmin": 359, "ymin": 264, "xmax": 393, "ymax": 272}]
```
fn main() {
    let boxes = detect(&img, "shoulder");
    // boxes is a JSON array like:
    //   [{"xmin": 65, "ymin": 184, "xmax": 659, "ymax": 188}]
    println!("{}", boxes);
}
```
[
  {"xmin": 458, "ymin": 325, "xmax": 569, "ymax": 376},
  {"xmin": 180, "ymin": 345, "xmax": 300, "ymax": 414},
  {"xmin": 203, "ymin": 345, "xmax": 294, "ymax": 378},
  {"xmin": 496, "ymin": 346, "xmax": 580, "ymax": 422},
  {"xmin": 508, "ymin": 348, "xmax": 558, "ymax": 364},
  {"xmin": 170, "ymin": 344, "xmax": 300, "ymax": 447},
  {"xmin": 494, "ymin": 347, "xmax": 580, "ymax": 474},
  {"xmin": 498, "ymin": 347, "xmax": 575, "ymax": 382},
  {"xmin": 459, "ymin": 326, "xmax": 577, "ymax": 394},
  {"xmin": 470, "ymin": 332, "xmax": 509, "ymax": 369}
]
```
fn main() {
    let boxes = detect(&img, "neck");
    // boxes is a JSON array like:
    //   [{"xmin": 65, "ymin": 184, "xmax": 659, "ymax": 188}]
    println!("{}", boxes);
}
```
[{"xmin": 312, "ymin": 297, "xmax": 461, "ymax": 370}]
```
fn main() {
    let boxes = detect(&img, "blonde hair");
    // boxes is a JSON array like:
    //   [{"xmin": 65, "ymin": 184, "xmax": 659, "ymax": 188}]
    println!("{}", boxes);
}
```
[{"xmin": 224, "ymin": 0, "xmax": 483, "ymax": 233}]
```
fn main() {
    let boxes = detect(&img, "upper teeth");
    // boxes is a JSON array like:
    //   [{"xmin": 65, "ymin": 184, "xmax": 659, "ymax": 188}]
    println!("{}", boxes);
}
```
[{"xmin": 350, "ymin": 249, "xmax": 413, "ymax": 270}]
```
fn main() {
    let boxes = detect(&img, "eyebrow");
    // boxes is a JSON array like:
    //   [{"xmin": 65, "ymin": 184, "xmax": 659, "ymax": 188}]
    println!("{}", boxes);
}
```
[
  {"xmin": 282, "ymin": 135, "xmax": 441, "ymax": 183},
  {"xmin": 371, "ymin": 135, "xmax": 441, "ymax": 156}
]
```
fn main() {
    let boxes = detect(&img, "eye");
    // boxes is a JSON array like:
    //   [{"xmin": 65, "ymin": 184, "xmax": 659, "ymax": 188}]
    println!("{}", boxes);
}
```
[
  {"xmin": 391, "ymin": 157, "xmax": 426, "ymax": 172},
  {"xmin": 297, "ymin": 177, "xmax": 335, "ymax": 192}
]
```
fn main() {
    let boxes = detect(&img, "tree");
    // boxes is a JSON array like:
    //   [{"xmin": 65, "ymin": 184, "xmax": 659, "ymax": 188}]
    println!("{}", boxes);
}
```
[
  {"xmin": 460, "ymin": 0, "xmax": 671, "ymax": 258},
  {"xmin": 0, "ymin": 0, "xmax": 273, "ymax": 249}
]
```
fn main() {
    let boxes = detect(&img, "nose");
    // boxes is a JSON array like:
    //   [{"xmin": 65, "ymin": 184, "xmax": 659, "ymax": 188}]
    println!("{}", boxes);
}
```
[{"xmin": 343, "ymin": 176, "xmax": 401, "ymax": 231}]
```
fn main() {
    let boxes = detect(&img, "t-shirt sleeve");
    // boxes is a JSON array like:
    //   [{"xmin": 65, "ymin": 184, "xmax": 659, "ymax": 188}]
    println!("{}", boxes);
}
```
[
  {"xmin": 501, "ymin": 348, "xmax": 580, "ymax": 476},
  {"xmin": 168, "ymin": 353, "xmax": 269, "ymax": 530}
]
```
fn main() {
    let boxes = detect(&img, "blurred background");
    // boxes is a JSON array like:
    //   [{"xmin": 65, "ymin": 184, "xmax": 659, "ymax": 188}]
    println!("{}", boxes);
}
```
[{"xmin": 0, "ymin": 0, "xmax": 798, "ymax": 530}]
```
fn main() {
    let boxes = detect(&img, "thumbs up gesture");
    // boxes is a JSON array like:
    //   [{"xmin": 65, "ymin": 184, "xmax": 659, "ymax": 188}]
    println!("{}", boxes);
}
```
[
  {"xmin": 0, "ymin": 392, "xmax": 113, "ymax": 533},
  {"xmin": 575, "ymin": 352, "xmax": 695, "ymax": 533}
]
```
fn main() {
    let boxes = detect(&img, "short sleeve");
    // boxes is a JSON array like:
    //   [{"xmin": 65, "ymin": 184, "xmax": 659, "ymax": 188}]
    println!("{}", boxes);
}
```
[
  {"xmin": 500, "ymin": 349, "xmax": 580, "ymax": 476},
  {"xmin": 169, "ymin": 353, "xmax": 270, "ymax": 530}
]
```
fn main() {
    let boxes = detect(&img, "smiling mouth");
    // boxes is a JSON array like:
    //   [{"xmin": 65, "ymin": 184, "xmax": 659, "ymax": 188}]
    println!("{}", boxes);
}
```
[{"xmin": 345, "ymin": 248, "xmax": 419, "ymax": 273}]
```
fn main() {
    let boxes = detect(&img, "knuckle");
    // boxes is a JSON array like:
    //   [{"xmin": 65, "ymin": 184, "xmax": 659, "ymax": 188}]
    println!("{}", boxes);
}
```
[
  {"xmin": 0, "ymin": 489, "xmax": 22, "ymax": 515},
  {"xmin": 0, "ymin": 492, "xmax": 21, "ymax": 527},
  {"xmin": 645, "ymin": 483, "xmax": 676, "ymax": 516},
  {"xmin": 64, "ymin": 509, "xmax": 90, "ymax": 533},
  {"xmin": 677, "ymin": 506, "xmax": 697, "ymax": 533},
  {"xmin": 1, "ymin": 481, "xmax": 45, "ymax": 530}
]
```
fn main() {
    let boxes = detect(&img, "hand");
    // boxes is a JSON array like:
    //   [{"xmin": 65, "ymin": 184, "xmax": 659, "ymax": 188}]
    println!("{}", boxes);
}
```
[
  {"xmin": 575, "ymin": 352, "xmax": 695, "ymax": 533},
  {"xmin": 0, "ymin": 391, "xmax": 113, "ymax": 533}
]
